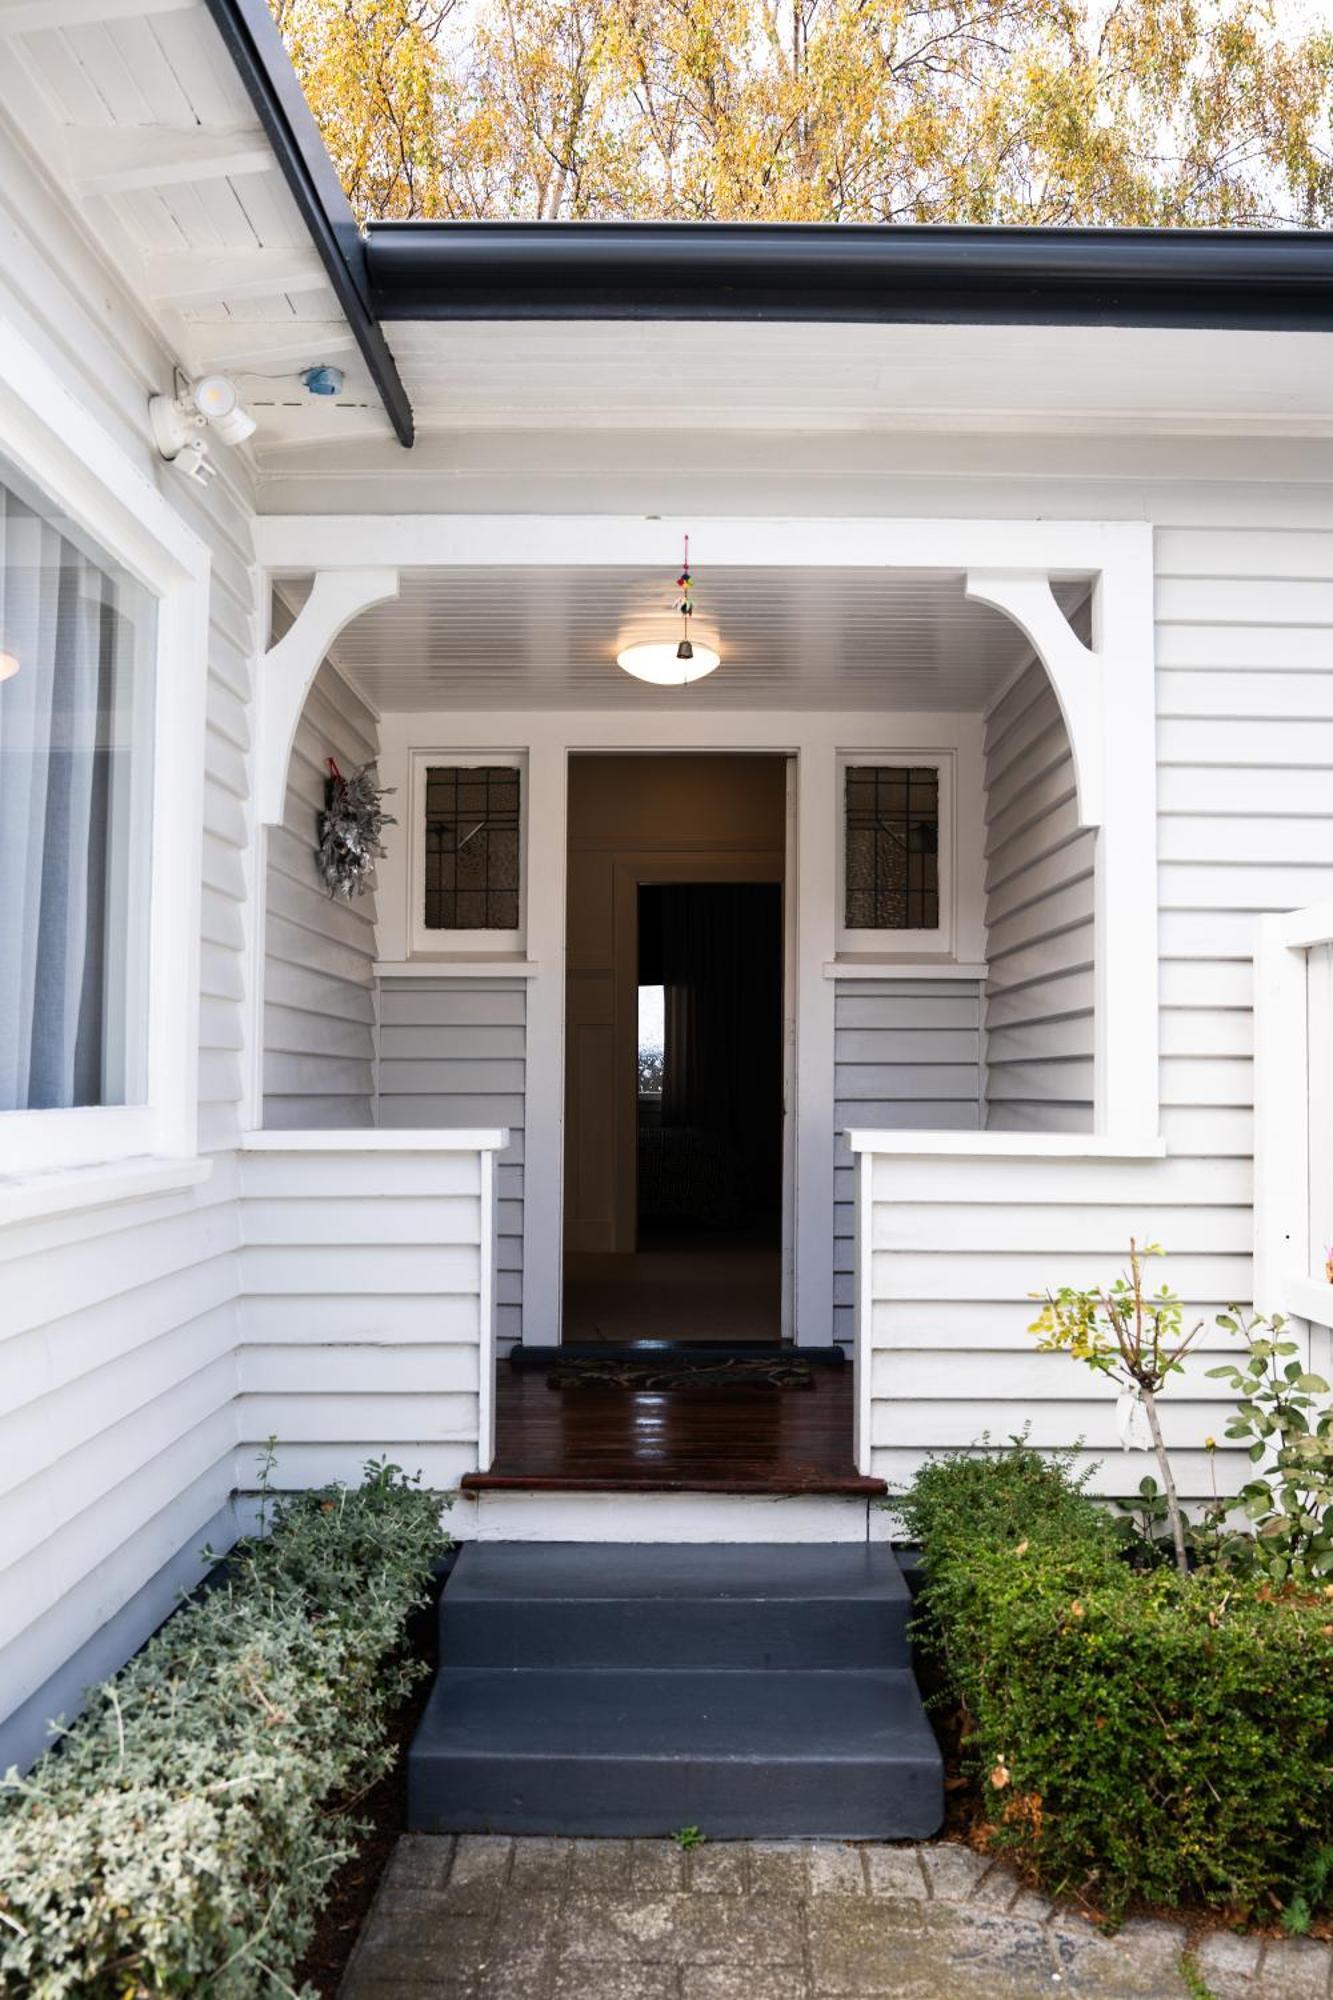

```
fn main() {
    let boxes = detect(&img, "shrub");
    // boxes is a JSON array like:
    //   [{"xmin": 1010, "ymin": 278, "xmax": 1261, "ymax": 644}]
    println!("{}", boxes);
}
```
[
  {"xmin": 904, "ymin": 1441, "xmax": 1333, "ymax": 1918},
  {"xmin": 0, "ymin": 1456, "xmax": 446, "ymax": 1998}
]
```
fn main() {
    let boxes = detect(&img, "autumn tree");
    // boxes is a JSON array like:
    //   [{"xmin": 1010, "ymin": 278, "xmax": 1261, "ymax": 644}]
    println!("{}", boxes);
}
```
[{"xmin": 273, "ymin": 0, "xmax": 1333, "ymax": 224}]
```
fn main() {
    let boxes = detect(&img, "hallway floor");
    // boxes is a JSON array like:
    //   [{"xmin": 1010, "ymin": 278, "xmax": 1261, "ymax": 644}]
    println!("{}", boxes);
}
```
[{"xmin": 562, "ymin": 1240, "xmax": 781, "ymax": 1345}]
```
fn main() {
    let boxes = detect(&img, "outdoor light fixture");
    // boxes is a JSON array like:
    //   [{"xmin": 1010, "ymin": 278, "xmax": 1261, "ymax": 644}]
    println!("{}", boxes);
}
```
[
  {"xmin": 150, "ymin": 372, "xmax": 257, "ymax": 482},
  {"xmin": 617, "ymin": 535, "xmax": 721, "ymax": 686}
]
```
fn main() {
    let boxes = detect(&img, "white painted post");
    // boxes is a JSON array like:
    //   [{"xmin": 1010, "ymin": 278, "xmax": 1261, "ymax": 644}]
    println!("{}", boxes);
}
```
[
  {"xmin": 795, "ymin": 742, "xmax": 838, "ymax": 1346},
  {"xmin": 522, "ymin": 738, "xmax": 569, "ymax": 1343}
]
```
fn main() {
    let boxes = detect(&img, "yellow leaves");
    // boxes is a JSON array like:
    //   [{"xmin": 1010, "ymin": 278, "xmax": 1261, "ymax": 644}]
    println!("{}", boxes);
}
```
[{"xmin": 273, "ymin": 0, "xmax": 1333, "ymax": 225}]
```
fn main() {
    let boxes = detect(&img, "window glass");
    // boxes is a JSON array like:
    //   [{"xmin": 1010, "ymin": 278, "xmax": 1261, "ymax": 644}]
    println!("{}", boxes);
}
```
[
  {"xmin": 0, "ymin": 460, "xmax": 156, "ymax": 1111},
  {"xmin": 423, "ymin": 764, "xmax": 521, "ymax": 931},
  {"xmin": 638, "ymin": 983, "xmax": 664, "ymax": 1097},
  {"xmin": 844, "ymin": 764, "xmax": 939, "ymax": 930}
]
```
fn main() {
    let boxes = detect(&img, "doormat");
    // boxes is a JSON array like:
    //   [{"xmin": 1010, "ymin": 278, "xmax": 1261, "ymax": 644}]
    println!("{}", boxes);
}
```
[{"xmin": 547, "ymin": 1355, "xmax": 815, "ymax": 1391}]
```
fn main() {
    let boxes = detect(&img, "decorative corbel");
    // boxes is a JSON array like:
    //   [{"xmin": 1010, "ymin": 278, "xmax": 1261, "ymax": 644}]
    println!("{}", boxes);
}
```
[
  {"xmin": 964, "ymin": 571, "xmax": 1103, "ymax": 829},
  {"xmin": 256, "ymin": 567, "xmax": 400, "ymax": 825}
]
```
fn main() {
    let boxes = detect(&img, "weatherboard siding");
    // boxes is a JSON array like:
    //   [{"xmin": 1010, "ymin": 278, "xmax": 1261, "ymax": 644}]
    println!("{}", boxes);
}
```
[
  {"xmin": 861, "ymin": 518, "xmax": 1333, "ymax": 1503},
  {"xmin": 263, "ymin": 659, "xmax": 380, "ymax": 1130},
  {"xmin": 377, "ymin": 978, "xmax": 526, "ymax": 1348},
  {"xmin": 833, "ymin": 979, "xmax": 983, "ymax": 1344},
  {"xmin": 982, "ymin": 660, "xmax": 1096, "ymax": 1134},
  {"xmin": 0, "ymin": 113, "xmax": 256, "ymax": 1770}
]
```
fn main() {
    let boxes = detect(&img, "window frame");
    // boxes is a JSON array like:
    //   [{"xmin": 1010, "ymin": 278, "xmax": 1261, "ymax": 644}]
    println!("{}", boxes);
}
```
[
  {"xmin": 0, "ymin": 318, "xmax": 210, "ymax": 1177},
  {"xmin": 409, "ymin": 748, "xmax": 528, "ymax": 957},
  {"xmin": 835, "ymin": 749, "xmax": 954, "ymax": 958}
]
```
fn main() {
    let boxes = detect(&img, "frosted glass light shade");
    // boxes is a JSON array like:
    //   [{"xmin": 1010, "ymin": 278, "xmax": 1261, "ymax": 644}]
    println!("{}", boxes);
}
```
[{"xmin": 617, "ymin": 640, "xmax": 721, "ymax": 686}]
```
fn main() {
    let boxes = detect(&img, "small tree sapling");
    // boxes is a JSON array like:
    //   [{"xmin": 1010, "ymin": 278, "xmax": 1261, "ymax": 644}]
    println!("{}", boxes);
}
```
[{"xmin": 1029, "ymin": 1240, "xmax": 1204, "ymax": 1577}]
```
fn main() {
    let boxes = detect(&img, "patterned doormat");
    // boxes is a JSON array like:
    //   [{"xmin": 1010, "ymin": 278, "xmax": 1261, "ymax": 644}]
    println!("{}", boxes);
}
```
[{"xmin": 547, "ymin": 1354, "xmax": 815, "ymax": 1391}]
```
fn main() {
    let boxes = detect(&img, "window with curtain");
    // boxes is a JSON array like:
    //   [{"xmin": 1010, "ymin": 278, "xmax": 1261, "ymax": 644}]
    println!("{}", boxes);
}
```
[{"xmin": 0, "ymin": 458, "xmax": 155, "ymax": 1113}]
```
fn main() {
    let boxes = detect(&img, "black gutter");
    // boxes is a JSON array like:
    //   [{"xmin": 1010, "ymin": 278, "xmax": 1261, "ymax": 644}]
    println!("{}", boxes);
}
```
[
  {"xmin": 201, "ymin": 0, "xmax": 414, "ymax": 445},
  {"xmin": 364, "ymin": 220, "xmax": 1333, "ymax": 329}
]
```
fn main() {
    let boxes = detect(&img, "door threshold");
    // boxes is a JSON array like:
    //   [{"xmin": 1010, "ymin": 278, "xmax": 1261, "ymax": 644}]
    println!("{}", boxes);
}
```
[{"xmin": 460, "ymin": 1471, "xmax": 885, "ymax": 1497}]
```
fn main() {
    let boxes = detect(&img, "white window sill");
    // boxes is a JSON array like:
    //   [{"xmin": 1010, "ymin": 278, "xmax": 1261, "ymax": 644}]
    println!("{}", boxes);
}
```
[
  {"xmin": 374, "ymin": 958, "xmax": 540, "ymax": 979},
  {"xmin": 824, "ymin": 960, "xmax": 988, "ymax": 981},
  {"xmin": 0, "ymin": 1154, "xmax": 213, "ymax": 1229},
  {"xmin": 1271, "ymin": 1274, "xmax": 1333, "ymax": 1326},
  {"xmin": 845, "ymin": 1131, "xmax": 1166, "ymax": 1160}
]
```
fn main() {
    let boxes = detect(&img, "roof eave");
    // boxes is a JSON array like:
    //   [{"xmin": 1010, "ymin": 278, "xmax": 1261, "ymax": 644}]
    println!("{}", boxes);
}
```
[{"xmin": 201, "ymin": 0, "xmax": 415, "ymax": 445}]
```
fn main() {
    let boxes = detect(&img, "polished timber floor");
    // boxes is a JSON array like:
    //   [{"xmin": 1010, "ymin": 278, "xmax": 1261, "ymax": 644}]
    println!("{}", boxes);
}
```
[{"xmin": 466, "ymin": 1349, "xmax": 880, "ymax": 1494}]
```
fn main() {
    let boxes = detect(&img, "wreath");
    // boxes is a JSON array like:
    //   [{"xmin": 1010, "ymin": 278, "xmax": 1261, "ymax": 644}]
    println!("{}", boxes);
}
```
[{"xmin": 316, "ymin": 758, "xmax": 396, "ymax": 900}]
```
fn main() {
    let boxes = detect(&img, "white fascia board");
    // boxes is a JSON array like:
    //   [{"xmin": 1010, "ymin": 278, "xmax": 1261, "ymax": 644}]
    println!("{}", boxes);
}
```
[{"xmin": 253, "ymin": 514, "xmax": 1151, "ymax": 576}]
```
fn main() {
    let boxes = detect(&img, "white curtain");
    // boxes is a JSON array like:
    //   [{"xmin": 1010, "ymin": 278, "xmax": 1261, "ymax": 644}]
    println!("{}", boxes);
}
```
[{"xmin": 0, "ymin": 489, "xmax": 112, "ymax": 1111}]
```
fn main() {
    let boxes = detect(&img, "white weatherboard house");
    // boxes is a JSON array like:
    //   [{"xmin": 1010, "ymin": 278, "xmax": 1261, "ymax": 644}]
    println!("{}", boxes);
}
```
[{"xmin": 3, "ymin": 0, "xmax": 1333, "ymax": 1795}]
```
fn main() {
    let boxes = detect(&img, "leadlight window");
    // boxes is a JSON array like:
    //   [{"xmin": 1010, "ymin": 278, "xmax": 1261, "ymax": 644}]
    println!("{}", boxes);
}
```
[
  {"xmin": 423, "ymin": 764, "xmax": 521, "ymax": 931},
  {"xmin": 844, "ymin": 764, "xmax": 939, "ymax": 931}
]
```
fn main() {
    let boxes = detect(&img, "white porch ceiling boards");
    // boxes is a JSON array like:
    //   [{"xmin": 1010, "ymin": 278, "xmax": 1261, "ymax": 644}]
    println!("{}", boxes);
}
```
[
  {"xmin": 0, "ymin": 0, "xmax": 390, "ymax": 451},
  {"xmin": 379, "ymin": 319, "xmax": 1333, "ymax": 443},
  {"xmin": 316, "ymin": 565, "xmax": 1075, "ymax": 712}
]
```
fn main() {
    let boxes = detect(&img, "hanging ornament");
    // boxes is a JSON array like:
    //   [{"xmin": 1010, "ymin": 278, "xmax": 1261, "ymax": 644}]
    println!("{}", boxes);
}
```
[{"xmin": 317, "ymin": 758, "xmax": 397, "ymax": 900}]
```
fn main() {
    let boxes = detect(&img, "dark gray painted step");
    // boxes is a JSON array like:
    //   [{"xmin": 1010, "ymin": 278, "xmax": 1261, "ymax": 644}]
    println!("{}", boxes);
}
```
[
  {"xmin": 439, "ymin": 1542, "xmax": 913, "ymax": 1670},
  {"xmin": 409, "ymin": 1666, "xmax": 943, "ymax": 1839}
]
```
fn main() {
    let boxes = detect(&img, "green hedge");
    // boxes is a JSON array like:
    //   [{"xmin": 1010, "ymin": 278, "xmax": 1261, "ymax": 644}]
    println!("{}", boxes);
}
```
[
  {"xmin": 0, "ymin": 1460, "xmax": 446, "ymax": 1999},
  {"xmin": 900, "ymin": 1444, "xmax": 1333, "ymax": 1918}
]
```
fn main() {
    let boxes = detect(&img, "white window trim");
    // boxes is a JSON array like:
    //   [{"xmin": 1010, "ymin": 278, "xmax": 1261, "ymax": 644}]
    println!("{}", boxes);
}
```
[
  {"xmin": 408, "ymin": 748, "xmax": 528, "ymax": 958},
  {"xmin": 836, "ymin": 750, "xmax": 953, "ymax": 957},
  {"xmin": 1254, "ymin": 901, "xmax": 1333, "ymax": 1331},
  {"xmin": 0, "ymin": 314, "xmax": 210, "ymax": 1177}
]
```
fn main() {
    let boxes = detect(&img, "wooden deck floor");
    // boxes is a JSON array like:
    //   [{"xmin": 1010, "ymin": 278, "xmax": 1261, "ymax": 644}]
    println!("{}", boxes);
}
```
[{"xmin": 464, "ymin": 1357, "xmax": 882, "ymax": 1495}]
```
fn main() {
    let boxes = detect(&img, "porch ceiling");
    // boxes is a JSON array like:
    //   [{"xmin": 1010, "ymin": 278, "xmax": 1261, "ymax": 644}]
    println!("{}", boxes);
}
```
[{"xmin": 317, "ymin": 565, "xmax": 1083, "ymax": 713}]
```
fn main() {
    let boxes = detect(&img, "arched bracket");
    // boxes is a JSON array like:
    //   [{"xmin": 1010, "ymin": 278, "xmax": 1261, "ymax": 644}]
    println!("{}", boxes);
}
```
[
  {"xmin": 964, "ymin": 571, "xmax": 1103, "ymax": 829},
  {"xmin": 257, "ymin": 568, "xmax": 399, "ymax": 825}
]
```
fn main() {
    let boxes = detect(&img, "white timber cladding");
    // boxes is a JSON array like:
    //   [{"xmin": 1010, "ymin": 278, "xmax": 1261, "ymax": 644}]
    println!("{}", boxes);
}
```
[
  {"xmin": 236, "ymin": 1133, "xmax": 505, "ymax": 1491},
  {"xmin": 982, "ymin": 659, "xmax": 1096, "ymax": 1132},
  {"xmin": 0, "ymin": 113, "xmax": 257, "ymax": 1772},
  {"xmin": 833, "ymin": 979, "xmax": 984, "ymax": 1344},
  {"xmin": 263, "ymin": 645, "xmax": 380, "ymax": 1130},
  {"xmin": 377, "ymin": 978, "xmax": 527, "ymax": 1348}
]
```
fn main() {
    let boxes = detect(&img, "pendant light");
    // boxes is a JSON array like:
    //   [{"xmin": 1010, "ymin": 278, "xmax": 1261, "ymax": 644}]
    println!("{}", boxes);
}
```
[{"xmin": 617, "ymin": 535, "xmax": 721, "ymax": 686}]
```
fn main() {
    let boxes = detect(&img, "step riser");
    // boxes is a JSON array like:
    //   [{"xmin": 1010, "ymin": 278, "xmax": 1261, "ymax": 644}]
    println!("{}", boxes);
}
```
[
  {"xmin": 457, "ymin": 1491, "xmax": 889, "ymax": 1542},
  {"xmin": 439, "ymin": 1599, "xmax": 911, "ymax": 1670},
  {"xmin": 408, "ymin": 1754, "xmax": 942, "ymax": 1841}
]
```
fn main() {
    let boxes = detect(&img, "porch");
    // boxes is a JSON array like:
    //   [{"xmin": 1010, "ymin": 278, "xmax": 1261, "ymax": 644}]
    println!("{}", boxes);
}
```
[{"xmin": 240, "ymin": 518, "xmax": 1158, "ymax": 1510}]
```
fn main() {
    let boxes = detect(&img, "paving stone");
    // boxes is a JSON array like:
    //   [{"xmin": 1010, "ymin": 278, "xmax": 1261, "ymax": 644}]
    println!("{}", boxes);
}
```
[
  {"xmin": 552, "ymin": 1966, "xmax": 680, "ymax": 2000},
  {"xmin": 1194, "ymin": 1930, "xmax": 1264, "ymax": 1997},
  {"xmin": 383, "ymin": 1834, "xmax": 457, "ymax": 1893},
  {"xmin": 688, "ymin": 1843, "xmax": 749, "ymax": 1893},
  {"xmin": 970, "ymin": 1862, "xmax": 1023, "ymax": 1911},
  {"xmin": 571, "ymin": 1839, "xmax": 635, "ymax": 1893},
  {"xmin": 1254, "ymin": 1937, "xmax": 1332, "ymax": 2000},
  {"xmin": 344, "ymin": 1910, "xmax": 497, "ymax": 1989},
  {"xmin": 508, "ymin": 1836, "xmax": 574, "ymax": 1894},
  {"xmin": 1049, "ymin": 1915, "xmax": 1188, "ymax": 1996},
  {"xmin": 630, "ymin": 1840, "xmax": 689, "ymax": 1894},
  {"xmin": 749, "ymin": 1841, "xmax": 812, "ymax": 1895},
  {"xmin": 444, "ymin": 1836, "xmax": 514, "ymax": 1913},
  {"xmin": 470, "ymin": 1889, "xmax": 562, "ymax": 1998},
  {"xmin": 916, "ymin": 1843, "xmax": 993, "ymax": 1902},
  {"xmin": 807, "ymin": 1900, "xmax": 1056, "ymax": 1998},
  {"xmin": 806, "ymin": 1844, "xmax": 867, "ymax": 1896},
  {"xmin": 863, "ymin": 1847, "xmax": 929, "ymax": 1901},
  {"xmin": 559, "ymin": 1891, "xmax": 805, "ymax": 1965},
  {"xmin": 1009, "ymin": 1889, "xmax": 1054, "ymax": 1923},
  {"xmin": 681, "ymin": 1966, "xmax": 809, "ymax": 1999}
]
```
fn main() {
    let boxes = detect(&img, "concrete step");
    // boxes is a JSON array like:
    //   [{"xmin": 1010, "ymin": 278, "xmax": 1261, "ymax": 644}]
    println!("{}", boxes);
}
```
[
  {"xmin": 454, "ymin": 1488, "xmax": 889, "ymax": 1541},
  {"xmin": 408, "ymin": 1665, "xmax": 944, "ymax": 1839},
  {"xmin": 439, "ymin": 1541, "xmax": 913, "ymax": 1669}
]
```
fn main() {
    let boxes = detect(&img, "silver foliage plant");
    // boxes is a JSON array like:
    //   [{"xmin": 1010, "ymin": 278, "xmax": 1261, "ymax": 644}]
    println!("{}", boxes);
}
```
[
  {"xmin": 317, "ymin": 762, "xmax": 396, "ymax": 900},
  {"xmin": 0, "ymin": 1454, "xmax": 446, "ymax": 1999}
]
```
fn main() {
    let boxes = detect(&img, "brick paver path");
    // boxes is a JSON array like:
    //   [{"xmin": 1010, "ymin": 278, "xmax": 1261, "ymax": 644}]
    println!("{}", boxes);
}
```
[{"xmin": 338, "ymin": 1836, "xmax": 1332, "ymax": 1999}]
